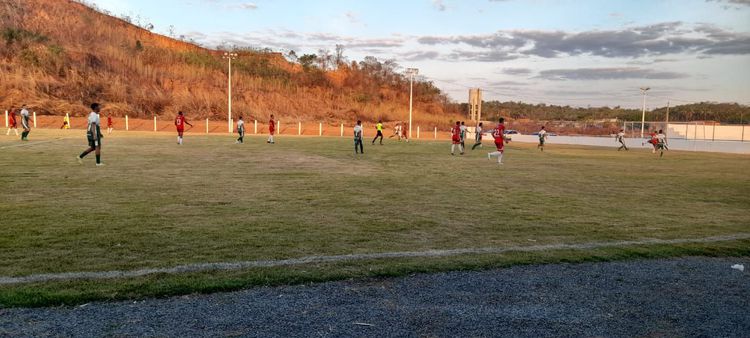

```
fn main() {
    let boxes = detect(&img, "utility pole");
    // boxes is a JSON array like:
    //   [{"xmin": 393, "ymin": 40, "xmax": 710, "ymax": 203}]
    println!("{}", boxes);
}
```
[
  {"xmin": 223, "ymin": 52, "xmax": 237, "ymax": 133},
  {"xmin": 405, "ymin": 68, "xmax": 419, "ymax": 140},
  {"xmin": 640, "ymin": 87, "xmax": 650, "ymax": 138}
]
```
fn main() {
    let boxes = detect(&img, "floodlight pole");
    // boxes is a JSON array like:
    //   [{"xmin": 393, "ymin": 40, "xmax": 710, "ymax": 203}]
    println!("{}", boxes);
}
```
[
  {"xmin": 640, "ymin": 87, "xmax": 650, "ymax": 138},
  {"xmin": 405, "ymin": 68, "xmax": 419, "ymax": 140},
  {"xmin": 223, "ymin": 52, "xmax": 237, "ymax": 133}
]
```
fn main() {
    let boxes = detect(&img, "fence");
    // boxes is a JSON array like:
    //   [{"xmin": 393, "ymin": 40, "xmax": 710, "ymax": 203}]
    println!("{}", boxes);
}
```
[
  {"xmin": 9, "ymin": 111, "xmax": 746, "ymax": 143},
  {"xmin": 3, "ymin": 111, "xmax": 456, "ymax": 140},
  {"xmin": 623, "ymin": 121, "xmax": 748, "ymax": 142}
]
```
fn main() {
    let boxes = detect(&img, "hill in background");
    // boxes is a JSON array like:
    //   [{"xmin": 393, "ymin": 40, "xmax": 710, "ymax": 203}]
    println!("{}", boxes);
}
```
[
  {"xmin": 1, "ymin": 0, "xmax": 747, "ymax": 125},
  {"xmin": 0, "ymin": 0, "xmax": 459, "ymax": 126}
]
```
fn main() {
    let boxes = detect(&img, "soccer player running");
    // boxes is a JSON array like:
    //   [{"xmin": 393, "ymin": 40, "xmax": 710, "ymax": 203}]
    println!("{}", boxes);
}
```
[
  {"xmin": 76, "ymin": 103, "xmax": 104, "ymax": 166},
  {"xmin": 268, "ymin": 114, "xmax": 276, "ymax": 144},
  {"xmin": 20, "ymin": 104, "xmax": 31, "ymax": 141},
  {"xmin": 471, "ymin": 122, "xmax": 484, "ymax": 150},
  {"xmin": 354, "ymin": 120, "xmax": 364, "ymax": 154},
  {"xmin": 389, "ymin": 122, "xmax": 400, "ymax": 140},
  {"xmin": 236, "ymin": 116, "xmax": 245, "ymax": 144},
  {"xmin": 107, "ymin": 115, "xmax": 113, "ymax": 134},
  {"xmin": 616, "ymin": 129, "xmax": 628, "ymax": 151},
  {"xmin": 174, "ymin": 111, "xmax": 193, "ymax": 145},
  {"xmin": 372, "ymin": 120, "xmax": 384, "ymax": 145},
  {"xmin": 537, "ymin": 126, "xmax": 547, "ymax": 151},
  {"xmin": 6, "ymin": 107, "xmax": 18, "ymax": 136},
  {"xmin": 459, "ymin": 121, "xmax": 468, "ymax": 150},
  {"xmin": 450, "ymin": 121, "xmax": 464, "ymax": 155},
  {"xmin": 488, "ymin": 118, "xmax": 507, "ymax": 165},
  {"xmin": 656, "ymin": 129, "xmax": 668, "ymax": 157},
  {"xmin": 643, "ymin": 130, "xmax": 658, "ymax": 153}
]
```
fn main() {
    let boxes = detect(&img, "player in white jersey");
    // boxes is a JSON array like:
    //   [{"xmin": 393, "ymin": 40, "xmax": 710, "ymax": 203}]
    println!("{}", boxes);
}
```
[
  {"xmin": 20, "ymin": 104, "xmax": 31, "ymax": 141},
  {"xmin": 354, "ymin": 120, "xmax": 364, "ymax": 154},
  {"xmin": 471, "ymin": 122, "xmax": 483, "ymax": 150},
  {"xmin": 77, "ymin": 103, "xmax": 104, "ymax": 166},
  {"xmin": 236, "ymin": 116, "xmax": 245, "ymax": 144},
  {"xmin": 459, "ymin": 121, "xmax": 468, "ymax": 150},
  {"xmin": 537, "ymin": 126, "xmax": 547, "ymax": 151},
  {"xmin": 616, "ymin": 129, "xmax": 628, "ymax": 151},
  {"xmin": 655, "ymin": 129, "xmax": 667, "ymax": 157}
]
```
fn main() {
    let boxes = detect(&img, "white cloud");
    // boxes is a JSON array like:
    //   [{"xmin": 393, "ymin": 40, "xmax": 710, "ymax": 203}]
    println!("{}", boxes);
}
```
[
  {"xmin": 231, "ymin": 2, "xmax": 258, "ymax": 10},
  {"xmin": 432, "ymin": 0, "xmax": 446, "ymax": 11}
]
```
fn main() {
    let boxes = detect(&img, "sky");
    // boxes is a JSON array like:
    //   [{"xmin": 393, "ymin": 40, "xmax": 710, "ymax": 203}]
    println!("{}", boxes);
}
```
[{"xmin": 87, "ymin": 0, "xmax": 750, "ymax": 108}]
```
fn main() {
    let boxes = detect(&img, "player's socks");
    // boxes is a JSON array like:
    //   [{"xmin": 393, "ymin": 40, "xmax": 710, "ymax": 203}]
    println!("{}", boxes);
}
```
[{"xmin": 96, "ymin": 155, "xmax": 101, "ymax": 164}]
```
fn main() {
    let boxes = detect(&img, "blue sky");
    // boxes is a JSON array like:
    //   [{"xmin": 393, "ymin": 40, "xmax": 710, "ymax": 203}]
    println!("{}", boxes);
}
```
[{"xmin": 89, "ymin": 0, "xmax": 750, "ymax": 108}]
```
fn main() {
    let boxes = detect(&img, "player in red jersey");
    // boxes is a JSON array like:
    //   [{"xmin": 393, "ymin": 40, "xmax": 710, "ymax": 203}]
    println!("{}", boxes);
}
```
[
  {"xmin": 450, "ymin": 121, "xmax": 463, "ymax": 155},
  {"xmin": 267, "ymin": 114, "xmax": 276, "ymax": 144},
  {"xmin": 643, "ymin": 130, "xmax": 658, "ymax": 153},
  {"xmin": 488, "ymin": 117, "xmax": 507, "ymax": 165},
  {"xmin": 107, "ymin": 115, "xmax": 113, "ymax": 134},
  {"xmin": 6, "ymin": 107, "xmax": 18, "ymax": 136},
  {"xmin": 174, "ymin": 111, "xmax": 193, "ymax": 145}
]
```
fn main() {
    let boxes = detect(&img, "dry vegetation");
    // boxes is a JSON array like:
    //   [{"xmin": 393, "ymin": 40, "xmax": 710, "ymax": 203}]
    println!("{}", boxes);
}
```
[{"xmin": 0, "ymin": 0, "xmax": 461, "ymax": 126}]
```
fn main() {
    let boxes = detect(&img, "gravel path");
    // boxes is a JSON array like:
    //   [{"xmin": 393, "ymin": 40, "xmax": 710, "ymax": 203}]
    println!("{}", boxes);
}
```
[{"xmin": 1, "ymin": 257, "xmax": 748, "ymax": 337}]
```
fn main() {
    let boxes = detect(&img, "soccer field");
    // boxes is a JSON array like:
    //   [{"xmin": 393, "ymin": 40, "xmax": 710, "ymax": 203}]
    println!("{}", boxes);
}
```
[{"xmin": 1, "ymin": 129, "xmax": 749, "ymax": 307}]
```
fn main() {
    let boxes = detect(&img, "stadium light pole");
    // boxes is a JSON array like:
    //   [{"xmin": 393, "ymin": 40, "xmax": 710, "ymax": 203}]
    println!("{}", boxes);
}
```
[
  {"xmin": 405, "ymin": 68, "xmax": 419, "ymax": 140},
  {"xmin": 639, "ymin": 87, "xmax": 650, "ymax": 138},
  {"xmin": 223, "ymin": 52, "xmax": 237, "ymax": 133}
]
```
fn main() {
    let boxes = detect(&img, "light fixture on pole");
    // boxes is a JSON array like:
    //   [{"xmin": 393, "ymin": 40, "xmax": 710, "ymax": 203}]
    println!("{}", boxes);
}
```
[
  {"xmin": 405, "ymin": 68, "xmax": 419, "ymax": 140},
  {"xmin": 223, "ymin": 52, "xmax": 238, "ymax": 133},
  {"xmin": 639, "ymin": 87, "xmax": 650, "ymax": 138}
]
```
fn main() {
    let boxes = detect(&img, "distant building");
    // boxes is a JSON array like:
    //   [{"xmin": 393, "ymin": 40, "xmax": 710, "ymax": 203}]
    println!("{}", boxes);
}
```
[{"xmin": 469, "ymin": 88, "xmax": 482, "ymax": 121}]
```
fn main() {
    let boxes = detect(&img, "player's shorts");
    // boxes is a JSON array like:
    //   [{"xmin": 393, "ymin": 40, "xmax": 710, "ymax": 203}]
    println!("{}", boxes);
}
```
[
  {"xmin": 495, "ymin": 141, "xmax": 505, "ymax": 151},
  {"xmin": 88, "ymin": 136, "xmax": 101, "ymax": 148},
  {"xmin": 539, "ymin": 139, "xmax": 545, "ymax": 145},
  {"xmin": 21, "ymin": 118, "xmax": 30, "ymax": 129},
  {"xmin": 177, "ymin": 128, "xmax": 184, "ymax": 136}
]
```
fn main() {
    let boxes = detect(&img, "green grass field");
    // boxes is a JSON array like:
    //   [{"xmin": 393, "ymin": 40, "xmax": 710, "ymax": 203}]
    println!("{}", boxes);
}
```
[{"xmin": 1, "ymin": 129, "xmax": 749, "ymax": 307}]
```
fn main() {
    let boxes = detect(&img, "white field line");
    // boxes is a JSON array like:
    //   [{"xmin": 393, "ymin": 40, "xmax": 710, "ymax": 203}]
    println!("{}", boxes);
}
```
[
  {"xmin": 0, "ymin": 137, "xmax": 72, "ymax": 149},
  {"xmin": 1, "ymin": 233, "xmax": 748, "ymax": 285}
]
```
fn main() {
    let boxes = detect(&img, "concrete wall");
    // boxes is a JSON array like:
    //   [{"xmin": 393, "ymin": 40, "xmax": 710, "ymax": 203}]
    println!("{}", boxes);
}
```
[
  {"xmin": 511, "ymin": 134, "xmax": 750, "ymax": 154},
  {"xmin": 668, "ymin": 123, "xmax": 748, "ymax": 141}
]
